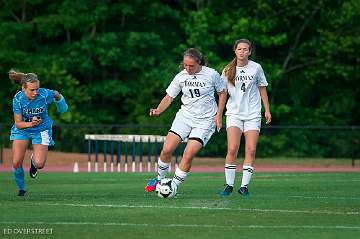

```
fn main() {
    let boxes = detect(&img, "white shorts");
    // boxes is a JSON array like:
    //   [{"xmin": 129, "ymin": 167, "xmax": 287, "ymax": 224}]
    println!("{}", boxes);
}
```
[
  {"xmin": 169, "ymin": 111, "xmax": 215, "ymax": 146},
  {"xmin": 226, "ymin": 115, "xmax": 261, "ymax": 132}
]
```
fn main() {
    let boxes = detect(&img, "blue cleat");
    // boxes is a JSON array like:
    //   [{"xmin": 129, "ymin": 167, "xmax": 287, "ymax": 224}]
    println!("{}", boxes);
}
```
[
  {"xmin": 145, "ymin": 178, "xmax": 158, "ymax": 192},
  {"xmin": 219, "ymin": 184, "xmax": 233, "ymax": 196},
  {"xmin": 238, "ymin": 186, "xmax": 250, "ymax": 197}
]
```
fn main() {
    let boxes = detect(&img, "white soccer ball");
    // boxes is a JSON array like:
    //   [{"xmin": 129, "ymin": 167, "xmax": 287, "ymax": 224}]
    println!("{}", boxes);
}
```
[{"xmin": 155, "ymin": 178, "xmax": 177, "ymax": 198}]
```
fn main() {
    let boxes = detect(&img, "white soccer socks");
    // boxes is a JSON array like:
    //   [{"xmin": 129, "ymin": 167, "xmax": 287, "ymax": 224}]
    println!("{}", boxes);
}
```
[
  {"xmin": 157, "ymin": 158, "xmax": 170, "ymax": 181},
  {"xmin": 224, "ymin": 164, "xmax": 236, "ymax": 186},
  {"xmin": 241, "ymin": 165, "xmax": 254, "ymax": 188},
  {"xmin": 172, "ymin": 167, "xmax": 188, "ymax": 187}
]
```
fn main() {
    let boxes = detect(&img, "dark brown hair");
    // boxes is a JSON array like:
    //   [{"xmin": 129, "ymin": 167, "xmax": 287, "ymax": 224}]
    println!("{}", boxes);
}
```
[
  {"xmin": 179, "ymin": 48, "xmax": 208, "ymax": 70},
  {"xmin": 224, "ymin": 39, "xmax": 252, "ymax": 86}
]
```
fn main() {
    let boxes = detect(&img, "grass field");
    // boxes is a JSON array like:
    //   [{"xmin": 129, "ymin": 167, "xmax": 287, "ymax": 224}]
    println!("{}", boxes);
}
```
[{"xmin": 1, "ymin": 172, "xmax": 360, "ymax": 239}]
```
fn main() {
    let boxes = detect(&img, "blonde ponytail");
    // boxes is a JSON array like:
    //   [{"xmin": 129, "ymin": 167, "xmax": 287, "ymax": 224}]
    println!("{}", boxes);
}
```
[
  {"xmin": 8, "ymin": 70, "xmax": 25, "ymax": 85},
  {"xmin": 9, "ymin": 70, "xmax": 38, "ymax": 85}
]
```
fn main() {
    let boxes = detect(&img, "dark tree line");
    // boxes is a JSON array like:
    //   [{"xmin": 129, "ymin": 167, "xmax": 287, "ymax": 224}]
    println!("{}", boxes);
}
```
[{"xmin": 0, "ymin": 0, "xmax": 359, "ymax": 157}]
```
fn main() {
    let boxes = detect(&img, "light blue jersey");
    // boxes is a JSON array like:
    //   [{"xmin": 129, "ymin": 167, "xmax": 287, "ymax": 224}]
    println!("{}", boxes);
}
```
[{"xmin": 11, "ymin": 88, "xmax": 55, "ymax": 133}]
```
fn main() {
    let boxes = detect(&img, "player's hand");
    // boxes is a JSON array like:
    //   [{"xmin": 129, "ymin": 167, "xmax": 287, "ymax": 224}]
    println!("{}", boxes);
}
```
[
  {"xmin": 31, "ymin": 116, "xmax": 42, "ymax": 126},
  {"xmin": 265, "ymin": 111, "xmax": 272, "ymax": 124},
  {"xmin": 214, "ymin": 113, "xmax": 222, "ymax": 132},
  {"xmin": 149, "ymin": 108, "xmax": 160, "ymax": 117}
]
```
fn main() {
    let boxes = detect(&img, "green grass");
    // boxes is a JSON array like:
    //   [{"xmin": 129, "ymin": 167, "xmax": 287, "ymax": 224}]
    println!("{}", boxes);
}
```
[{"xmin": 1, "ymin": 172, "xmax": 360, "ymax": 239}]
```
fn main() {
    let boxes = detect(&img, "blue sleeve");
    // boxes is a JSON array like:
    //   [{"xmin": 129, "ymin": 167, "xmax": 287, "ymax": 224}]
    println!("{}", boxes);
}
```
[
  {"xmin": 55, "ymin": 95, "xmax": 68, "ymax": 113},
  {"xmin": 13, "ymin": 97, "xmax": 22, "ymax": 115},
  {"xmin": 45, "ymin": 89, "xmax": 56, "ymax": 104}
]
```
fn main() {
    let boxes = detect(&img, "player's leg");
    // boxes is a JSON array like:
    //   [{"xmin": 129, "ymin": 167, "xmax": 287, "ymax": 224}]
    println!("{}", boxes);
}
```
[
  {"xmin": 172, "ymin": 126, "xmax": 214, "ymax": 190},
  {"xmin": 30, "ymin": 129, "xmax": 54, "ymax": 178},
  {"xmin": 238, "ymin": 118, "xmax": 261, "ymax": 196},
  {"xmin": 32, "ymin": 144, "xmax": 49, "ymax": 168},
  {"xmin": 145, "ymin": 112, "xmax": 189, "ymax": 192},
  {"xmin": 12, "ymin": 139, "xmax": 28, "ymax": 196},
  {"xmin": 172, "ymin": 139, "xmax": 202, "ymax": 189},
  {"xmin": 145, "ymin": 133, "xmax": 182, "ymax": 192},
  {"xmin": 220, "ymin": 116, "xmax": 243, "ymax": 196},
  {"xmin": 151, "ymin": 132, "xmax": 182, "ymax": 183}
]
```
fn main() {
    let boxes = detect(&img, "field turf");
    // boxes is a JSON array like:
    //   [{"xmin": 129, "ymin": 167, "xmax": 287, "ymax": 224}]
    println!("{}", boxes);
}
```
[{"xmin": 1, "ymin": 172, "xmax": 359, "ymax": 239}]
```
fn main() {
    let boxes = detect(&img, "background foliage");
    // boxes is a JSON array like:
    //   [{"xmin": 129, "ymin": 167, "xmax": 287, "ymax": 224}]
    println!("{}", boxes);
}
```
[{"xmin": 0, "ymin": 0, "xmax": 359, "ymax": 157}]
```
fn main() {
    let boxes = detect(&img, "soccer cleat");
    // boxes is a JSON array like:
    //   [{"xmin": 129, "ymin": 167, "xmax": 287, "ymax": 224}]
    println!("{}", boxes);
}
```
[
  {"xmin": 144, "ymin": 178, "xmax": 158, "ymax": 192},
  {"xmin": 219, "ymin": 184, "xmax": 233, "ymax": 196},
  {"xmin": 29, "ymin": 154, "xmax": 38, "ymax": 179},
  {"xmin": 17, "ymin": 190, "xmax": 26, "ymax": 196},
  {"xmin": 238, "ymin": 186, "xmax": 250, "ymax": 197}
]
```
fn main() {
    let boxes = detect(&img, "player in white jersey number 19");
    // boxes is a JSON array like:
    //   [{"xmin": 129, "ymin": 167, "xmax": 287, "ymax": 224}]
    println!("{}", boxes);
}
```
[{"xmin": 145, "ymin": 48, "xmax": 227, "ymax": 196}]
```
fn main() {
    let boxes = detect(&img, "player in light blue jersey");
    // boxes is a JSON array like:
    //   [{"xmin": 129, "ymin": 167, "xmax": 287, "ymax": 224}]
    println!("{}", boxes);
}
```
[
  {"xmin": 145, "ymin": 48, "xmax": 226, "ymax": 195},
  {"xmin": 9, "ymin": 70, "xmax": 68, "ymax": 196},
  {"xmin": 219, "ymin": 39, "xmax": 271, "ymax": 197}
]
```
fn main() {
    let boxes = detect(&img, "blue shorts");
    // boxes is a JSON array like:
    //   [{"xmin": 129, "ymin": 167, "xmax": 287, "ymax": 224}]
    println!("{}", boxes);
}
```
[{"xmin": 10, "ymin": 128, "xmax": 55, "ymax": 146}]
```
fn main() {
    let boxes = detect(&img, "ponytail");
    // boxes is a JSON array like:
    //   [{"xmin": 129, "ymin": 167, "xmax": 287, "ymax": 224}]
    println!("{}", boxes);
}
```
[
  {"xmin": 224, "ymin": 58, "xmax": 237, "ymax": 86},
  {"xmin": 8, "ymin": 70, "xmax": 25, "ymax": 85},
  {"xmin": 9, "ymin": 70, "xmax": 38, "ymax": 86}
]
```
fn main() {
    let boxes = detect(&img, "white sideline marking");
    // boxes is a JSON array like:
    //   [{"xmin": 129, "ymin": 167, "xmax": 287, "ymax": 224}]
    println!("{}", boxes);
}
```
[
  {"xmin": 289, "ymin": 195, "xmax": 360, "ymax": 200},
  {"xmin": 32, "ymin": 202, "xmax": 359, "ymax": 215},
  {"xmin": 0, "ymin": 221, "xmax": 359, "ymax": 230}
]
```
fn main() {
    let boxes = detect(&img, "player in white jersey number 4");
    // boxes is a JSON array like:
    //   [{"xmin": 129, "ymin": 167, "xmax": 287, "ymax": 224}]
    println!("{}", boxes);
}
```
[
  {"xmin": 145, "ymin": 48, "xmax": 226, "ymax": 196},
  {"xmin": 219, "ymin": 39, "xmax": 272, "ymax": 197}
]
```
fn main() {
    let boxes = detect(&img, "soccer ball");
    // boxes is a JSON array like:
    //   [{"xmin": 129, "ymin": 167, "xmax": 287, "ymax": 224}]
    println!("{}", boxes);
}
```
[{"xmin": 155, "ymin": 178, "xmax": 177, "ymax": 198}]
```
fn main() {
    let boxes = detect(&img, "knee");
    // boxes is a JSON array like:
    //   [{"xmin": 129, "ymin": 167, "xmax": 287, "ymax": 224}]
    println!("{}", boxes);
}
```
[
  {"xmin": 35, "ymin": 161, "xmax": 45, "ymax": 169},
  {"xmin": 36, "ymin": 163, "xmax": 45, "ymax": 169},
  {"xmin": 33, "ymin": 157, "xmax": 46, "ymax": 169},
  {"xmin": 160, "ymin": 147, "xmax": 173, "ymax": 158},
  {"xmin": 227, "ymin": 146, "xmax": 238, "ymax": 158},
  {"xmin": 245, "ymin": 147, "xmax": 256, "ymax": 157}
]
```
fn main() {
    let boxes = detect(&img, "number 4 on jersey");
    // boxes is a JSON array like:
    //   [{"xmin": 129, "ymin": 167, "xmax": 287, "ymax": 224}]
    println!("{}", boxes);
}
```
[{"xmin": 241, "ymin": 83, "xmax": 246, "ymax": 92}]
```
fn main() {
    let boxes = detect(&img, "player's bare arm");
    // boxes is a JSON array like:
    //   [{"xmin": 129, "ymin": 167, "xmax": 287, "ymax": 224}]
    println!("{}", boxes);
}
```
[
  {"xmin": 259, "ymin": 86, "xmax": 271, "ymax": 124},
  {"xmin": 215, "ymin": 90, "xmax": 227, "ymax": 132},
  {"xmin": 14, "ymin": 113, "xmax": 42, "ymax": 129},
  {"xmin": 149, "ymin": 94, "xmax": 173, "ymax": 116}
]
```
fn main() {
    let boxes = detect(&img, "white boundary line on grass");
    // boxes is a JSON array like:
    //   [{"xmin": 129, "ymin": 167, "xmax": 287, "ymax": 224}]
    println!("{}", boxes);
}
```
[
  {"xmin": 30, "ymin": 202, "xmax": 360, "ymax": 216},
  {"xmin": 0, "ymin": 221, "xmax": 360, "ymax": 230},
  {"xmin": 289, "ymin": 195, "xmax": 360, "ymax": 200}
]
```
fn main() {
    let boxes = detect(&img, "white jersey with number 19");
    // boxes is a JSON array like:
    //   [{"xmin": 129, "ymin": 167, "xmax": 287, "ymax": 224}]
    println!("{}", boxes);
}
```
[
  {"xmin": 223, "ymin": 60, "xmax": 268, "ymax": 120},
  {"xmin": 166, "ymin": 66, "xmax": 225, "ymax": 119}
]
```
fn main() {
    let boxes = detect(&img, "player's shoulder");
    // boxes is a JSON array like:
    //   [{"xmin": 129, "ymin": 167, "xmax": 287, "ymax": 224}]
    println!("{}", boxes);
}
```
[
  {"xmin": 13, "ymin": 91, "xmax": 24, "ymax": 102},
  {"xmin": 248, "ymin": 60, "xmax": 262, "ymax": 69},
  {"xmin": 202, "ymin": 66, "xmax": 219, "ymax": 74},
  {"xmin": 40, "ymin": 88, "xmax": 55, "ymax": 94},
  {"xmin": 172, "ymin": 70, "xmax": 191, "ymax": 84},
  {"xmin": 201, "ymin": 66, "xmax": 220, "ymax": 79},
  {"xmin": 13, "ymin": 91, "xmax": 22, "ymax": 99},
  {"xmin": 174, "ymin": 69, "xmax": 187, "ymax": 79},
  {"xmin": 37, "ymin": 88, "xmax": 55, "ymax": 100},
  {"xmin": 37, "ymin": 88, "xmax": 48, "ymax": 97}
]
